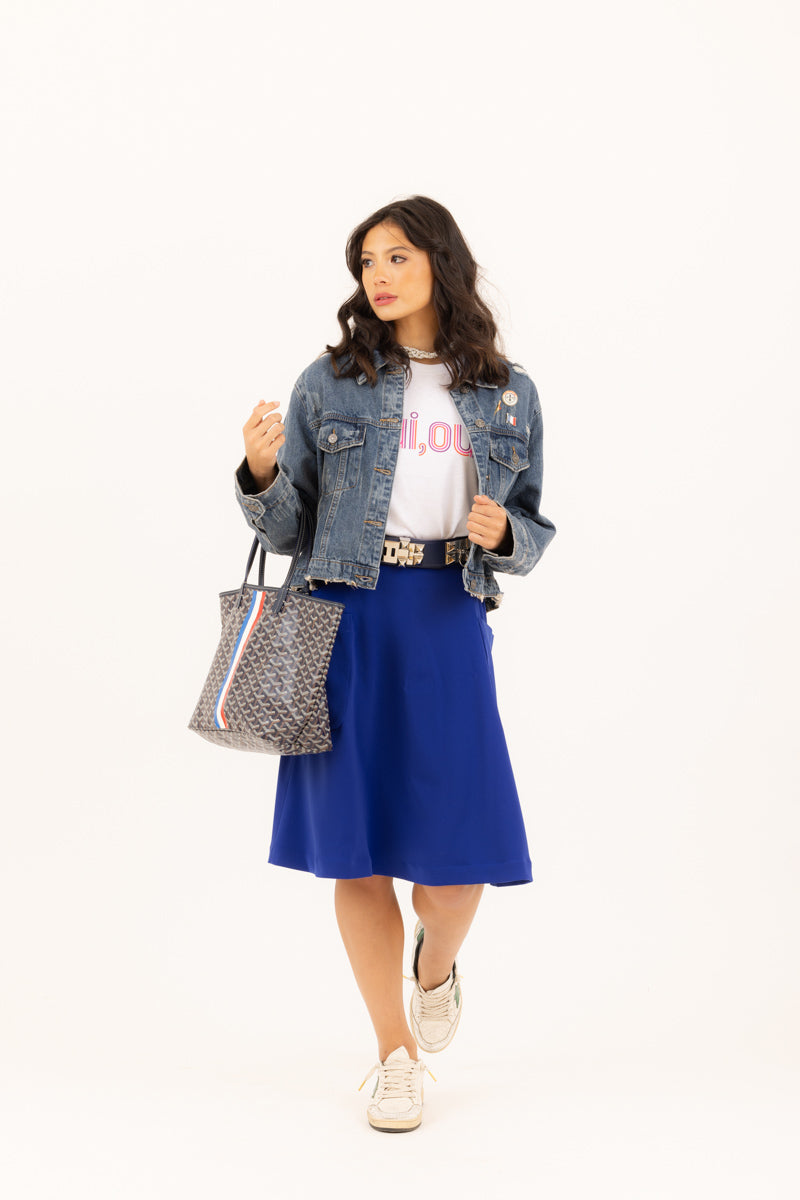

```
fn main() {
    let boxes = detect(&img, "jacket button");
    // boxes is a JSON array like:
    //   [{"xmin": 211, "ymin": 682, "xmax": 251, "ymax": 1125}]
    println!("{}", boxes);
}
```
[
  {"xmin": 475, "ymin": 418, "xmax": 486, "ymax": 428},
  {"xmin": 327, "ymin": 432, "xmax": 338, "ymax": 444}
]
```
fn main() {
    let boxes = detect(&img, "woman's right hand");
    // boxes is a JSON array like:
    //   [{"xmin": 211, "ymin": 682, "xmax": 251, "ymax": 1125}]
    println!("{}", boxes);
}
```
[{"xmin": 242, "ymin": 400, "xmax": 285, "ymax": 491}]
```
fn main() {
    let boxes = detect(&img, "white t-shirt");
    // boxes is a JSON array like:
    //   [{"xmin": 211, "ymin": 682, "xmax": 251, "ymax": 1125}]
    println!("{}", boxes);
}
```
[{"xmin": 385, "ymin": 362, "xmax": 479, "ymax": 540}]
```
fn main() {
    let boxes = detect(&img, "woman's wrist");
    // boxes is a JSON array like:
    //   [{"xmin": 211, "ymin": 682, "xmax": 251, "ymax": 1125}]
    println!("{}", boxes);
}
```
[
  {"xmin": 239, "ymin": 458, "xmax": 278, "ymax": 495},
  {"xmin": 250, "ymin": 464, "xmax": 278, "ymax": 493}
]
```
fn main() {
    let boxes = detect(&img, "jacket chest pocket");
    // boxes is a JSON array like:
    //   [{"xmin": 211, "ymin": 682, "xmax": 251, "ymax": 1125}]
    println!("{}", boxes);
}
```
[
  {"xmin": 317, "ymin": 419, "xmax": 367, "ymax": 495},
  {"xmin": 487, "ymin": 430, "xmax": 529, "ymax": 499}
]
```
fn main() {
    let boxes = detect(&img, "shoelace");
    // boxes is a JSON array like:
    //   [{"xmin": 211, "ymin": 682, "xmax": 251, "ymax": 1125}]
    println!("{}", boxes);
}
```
[
  {"xmin": 413, "ymin": 977, "xmax": 459, "ymax": 1021},
  {"xmin": 403, "ymin": 970, "xmax": 464, "ymax": 1021},
  {"xmin": 358, "ymin": 1056, "xmax": 436, "ymax": 1095}
]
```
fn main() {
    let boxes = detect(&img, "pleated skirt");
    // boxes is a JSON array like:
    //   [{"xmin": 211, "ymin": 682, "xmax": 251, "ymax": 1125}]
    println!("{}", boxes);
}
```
[{"xmin": 270, "ymin": 563, "xmax": 532, "ymax": 887}]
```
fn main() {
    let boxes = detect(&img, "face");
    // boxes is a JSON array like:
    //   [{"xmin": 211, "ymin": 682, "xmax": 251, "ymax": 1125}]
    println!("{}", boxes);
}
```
[{"xmin": 360, "ymin": 221, "xmax": 436, "ymax": 329}]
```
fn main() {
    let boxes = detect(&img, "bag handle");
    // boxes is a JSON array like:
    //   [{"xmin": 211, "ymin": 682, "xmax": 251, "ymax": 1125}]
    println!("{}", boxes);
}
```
[{"xmin": 237, "ymin": 500, "xmax": 314, "ymax": 614}]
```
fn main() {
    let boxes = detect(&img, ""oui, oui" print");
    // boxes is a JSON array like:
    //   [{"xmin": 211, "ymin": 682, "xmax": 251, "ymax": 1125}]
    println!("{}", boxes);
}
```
[{"xmin": 399, "ymin": 412, "xmax": 473, "ymax": 457}]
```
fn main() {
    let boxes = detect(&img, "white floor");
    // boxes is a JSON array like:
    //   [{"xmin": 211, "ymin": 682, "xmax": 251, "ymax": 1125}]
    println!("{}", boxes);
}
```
[
  {"xmin": 2, "ymin": 1054, "xmax": 796, "ymax": 1199},
  {"xmin": 2, "ymin": 1020, "xmax": 796, "ymax": 1198}
]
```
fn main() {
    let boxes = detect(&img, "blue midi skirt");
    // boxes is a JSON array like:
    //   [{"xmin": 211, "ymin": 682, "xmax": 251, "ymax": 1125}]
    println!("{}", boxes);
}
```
[{"xmin": 270, "ymin": 564, "xmax": 532, "ymax": 887}]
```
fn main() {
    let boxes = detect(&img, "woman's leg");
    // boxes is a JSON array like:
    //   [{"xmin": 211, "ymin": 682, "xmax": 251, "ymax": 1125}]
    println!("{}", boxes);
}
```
[
  {"xmin": 334, "ymin": 874, "xmax": 417, "ymax": 1062},
  {"xmin": 410, "ymin": 883, "xmax": 484, "ymax": 989}
]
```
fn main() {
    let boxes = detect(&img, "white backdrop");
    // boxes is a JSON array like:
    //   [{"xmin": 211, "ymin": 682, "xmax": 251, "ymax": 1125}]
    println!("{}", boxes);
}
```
[{"xmin": 1, "ymin": 1, "xmax": 798, "ymax": 1196}]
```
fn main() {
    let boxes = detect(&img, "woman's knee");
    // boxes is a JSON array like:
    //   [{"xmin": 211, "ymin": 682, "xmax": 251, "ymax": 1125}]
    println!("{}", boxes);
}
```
[
  {"xmin": 336, "ymin": 874, "xmax": 396, "ymax": 901},
  {"xmin": 415, "ymin": 882, "xmax": 483, "ymax": 914}
]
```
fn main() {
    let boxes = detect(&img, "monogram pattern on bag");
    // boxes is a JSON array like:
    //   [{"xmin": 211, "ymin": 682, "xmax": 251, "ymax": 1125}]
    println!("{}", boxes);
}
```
[{"xmin": 189, "ymin": 587, "xmax": 344, "ymax": 755}]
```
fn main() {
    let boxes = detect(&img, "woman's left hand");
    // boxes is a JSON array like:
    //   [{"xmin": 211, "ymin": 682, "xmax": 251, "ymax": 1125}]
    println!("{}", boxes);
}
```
[{"xmin": 466, "ymin": 495, "xmax": 512, "ymax": 554}]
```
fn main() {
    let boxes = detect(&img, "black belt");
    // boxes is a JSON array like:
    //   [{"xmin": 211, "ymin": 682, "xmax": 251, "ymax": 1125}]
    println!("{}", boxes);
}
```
[{"xmin": 381, "ymin": 536, "xmax": 470, "ymax": 568}]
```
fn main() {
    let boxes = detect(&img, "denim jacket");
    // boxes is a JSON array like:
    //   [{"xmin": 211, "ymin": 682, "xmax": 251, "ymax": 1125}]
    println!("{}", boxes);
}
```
[{"xmin": 234, "ymin": 350, "xmax": 555, "ymax": 612}]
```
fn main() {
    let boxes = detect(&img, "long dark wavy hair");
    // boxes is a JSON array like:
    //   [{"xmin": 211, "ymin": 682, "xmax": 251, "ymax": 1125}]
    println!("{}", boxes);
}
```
[{"xmin": 326, "ymin": 196, "xmax": 510, "ymax": 389}]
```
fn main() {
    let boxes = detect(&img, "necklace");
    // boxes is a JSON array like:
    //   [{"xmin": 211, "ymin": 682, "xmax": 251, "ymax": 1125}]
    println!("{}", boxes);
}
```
[{"xmin": 402, "ymin": 345, "xmax": 440, "ymax": 360}]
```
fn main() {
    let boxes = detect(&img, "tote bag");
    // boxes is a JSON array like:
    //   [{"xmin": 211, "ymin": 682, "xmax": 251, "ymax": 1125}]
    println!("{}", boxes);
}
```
[{"xmin": 189, "ymin": 504, "xmax": 344, "ymax": 754}]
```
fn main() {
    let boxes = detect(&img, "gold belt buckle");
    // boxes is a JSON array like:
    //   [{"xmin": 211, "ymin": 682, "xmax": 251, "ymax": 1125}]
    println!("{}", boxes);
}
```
[
  {"xmin": 382, "ymin": 537, "xmax": 425, "ymax": 566},
  {"xmin": 445, "ymin": 538, "xmax": 469, "ymax": 566}
]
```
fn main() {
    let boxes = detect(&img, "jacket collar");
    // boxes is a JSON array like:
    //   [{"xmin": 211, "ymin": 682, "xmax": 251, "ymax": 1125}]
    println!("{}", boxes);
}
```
[{"xmin": 354, "ymin": 348, "xmax": 387, "ymax": 385}]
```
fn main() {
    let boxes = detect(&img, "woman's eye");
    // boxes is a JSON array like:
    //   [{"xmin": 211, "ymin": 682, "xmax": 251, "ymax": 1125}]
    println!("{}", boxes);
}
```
[{"xmin": 361, "ymin": 256, "xmax": 406, "ymax": 268}]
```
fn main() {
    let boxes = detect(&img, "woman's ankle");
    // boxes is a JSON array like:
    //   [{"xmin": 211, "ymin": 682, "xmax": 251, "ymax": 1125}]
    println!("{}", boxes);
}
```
[{"xmin": 378, "ymin": 1037, "xmax": 418, "ymax": 1062}]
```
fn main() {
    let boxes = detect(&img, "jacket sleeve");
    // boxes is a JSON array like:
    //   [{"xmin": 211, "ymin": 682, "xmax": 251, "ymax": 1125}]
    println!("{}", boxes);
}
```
[
  {"xmin": 481, "ymin": 382, "xmax": 556, "ymax": 576},
  {"xmin": 233, "ymin": 380, "xmax": 319, "ymax": 556}
]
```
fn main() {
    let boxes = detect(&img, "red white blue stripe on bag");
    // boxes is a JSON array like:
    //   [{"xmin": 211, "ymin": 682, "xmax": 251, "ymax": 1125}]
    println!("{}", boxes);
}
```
[{"xmin": 214, "ymin": 590, "xmax": 266, "ymax": 729}]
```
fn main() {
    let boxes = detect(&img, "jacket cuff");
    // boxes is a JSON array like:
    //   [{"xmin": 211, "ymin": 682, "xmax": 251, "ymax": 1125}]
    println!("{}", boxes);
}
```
[
  {"xmin": 481, "ymin": 511, "xmax": 519, "ymax": 569},
  {"xmin": 234, "ymin": 458, "xmax": 294, "ymax": 518}
]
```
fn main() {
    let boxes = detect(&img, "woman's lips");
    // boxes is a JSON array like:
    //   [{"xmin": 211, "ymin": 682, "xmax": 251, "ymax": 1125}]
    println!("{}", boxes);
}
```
[{"xmin": 374, "ymin": 295, "xmax": 397, "ymax": 306}]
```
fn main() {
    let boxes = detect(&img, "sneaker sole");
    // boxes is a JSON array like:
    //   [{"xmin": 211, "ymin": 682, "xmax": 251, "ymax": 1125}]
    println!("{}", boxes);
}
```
[{"xmin": 367, "ymin": 1112, "xmax": 422, "ymax": 1133}]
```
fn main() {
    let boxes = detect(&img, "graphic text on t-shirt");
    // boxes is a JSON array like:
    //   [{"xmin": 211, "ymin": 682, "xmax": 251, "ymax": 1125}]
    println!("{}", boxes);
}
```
[{"xmin": 399, "ymin": 412, "xmax": 473, "ymax": 457}]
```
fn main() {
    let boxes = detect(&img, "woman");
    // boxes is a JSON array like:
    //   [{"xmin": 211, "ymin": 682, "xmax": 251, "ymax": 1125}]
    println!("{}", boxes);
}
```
[{"xmin": 235, "ymin": 196, "xmax": 555, "ymax": 1132}]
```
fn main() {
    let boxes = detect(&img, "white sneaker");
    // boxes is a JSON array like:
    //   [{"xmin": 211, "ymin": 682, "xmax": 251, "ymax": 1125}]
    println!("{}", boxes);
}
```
[
  {"xmin": 408, "ymin": 920, "xmax": 463, "ymax": 1053},
  {"xmin": 359, "ymin": 1046, "xmax": 431, "ymax": 1133}
]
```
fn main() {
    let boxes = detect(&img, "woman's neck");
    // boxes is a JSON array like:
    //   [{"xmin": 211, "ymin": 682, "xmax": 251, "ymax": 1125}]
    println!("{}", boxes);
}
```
[{"xmin": 393, "ymin": 311, "xmax": 439, "ymax": 354}]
